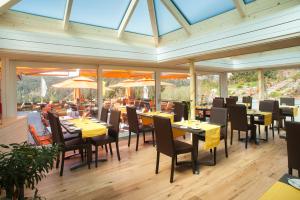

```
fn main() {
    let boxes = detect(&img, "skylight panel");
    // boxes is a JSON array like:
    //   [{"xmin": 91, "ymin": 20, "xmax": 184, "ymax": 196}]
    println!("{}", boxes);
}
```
[
  {"xmin": 11, "ymin": 0, "xmax": 67, "ymax": 19},
  {"xmin": 125, "ymin": 0, "xmax": 153, "ymax": 36},
  {"xmin": 243, "ymin": 0, "xmax": 255, "ymax": 4},
  {"xmin": 70, "ymin": 0, "xmax": 131, "ymax": 29},
  {"xmin": 171, "ymin": 0, "xmax": 236, "ymax": 25},
  {"xmin": 154, "ymin": 0, "xmax": 181, "ymax": 36}
]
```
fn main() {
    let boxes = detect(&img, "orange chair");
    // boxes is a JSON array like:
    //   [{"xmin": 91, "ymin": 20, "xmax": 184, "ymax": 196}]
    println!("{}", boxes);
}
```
[{"xmin": 28, "ymin": 124, "xmax": 52, "ymax": 145}]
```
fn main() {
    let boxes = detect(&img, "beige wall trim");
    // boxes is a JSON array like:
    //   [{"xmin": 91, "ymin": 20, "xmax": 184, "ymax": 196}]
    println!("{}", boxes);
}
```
[
  {"xmin": 232, "ymin": 0, "xmax": 246, "ymax": 17},
  {"xmin": 0, "ymin": 0, "xmax": 21, "ymax": 15}
]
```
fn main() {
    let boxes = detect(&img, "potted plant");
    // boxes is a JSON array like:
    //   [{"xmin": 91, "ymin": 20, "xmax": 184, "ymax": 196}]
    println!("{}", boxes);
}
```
[{"xmin": 0, "ymin": 142, "xmax": 58, "ymax": 199}]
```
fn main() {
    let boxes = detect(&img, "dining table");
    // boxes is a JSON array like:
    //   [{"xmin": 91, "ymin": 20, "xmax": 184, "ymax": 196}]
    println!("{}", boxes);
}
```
[
  {"xmin": 245, "ymin": 109, "xmax": 272, "ymax": 144},
  {"xmin": 172, "ymin": 120, "xmax": 222, "ymax": 174},
  {"xmin": 60, "ymin": 116, "xmax": 112, "ymax": 170},
  {"xmin": 259, "ymin": 174, "xmax": 300, "ymax": 200}
]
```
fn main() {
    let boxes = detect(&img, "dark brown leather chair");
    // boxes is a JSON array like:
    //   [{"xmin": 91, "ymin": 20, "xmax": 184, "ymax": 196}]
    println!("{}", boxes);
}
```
[
  {"xmin": 126, "ymin": 106, "xmax": 155, "ymax": 151},
  {"xmin": 264, "ymin": 100, "xmax": 284, "ymax": 135},
  {"xmin": 226, "ymin": 98, "xmax": 237, "ymax": 107},
  {"xmin": 212, "ymin": 98, "xmax": 225, "ymax": 108},
  {"xmin": 286, "ymin": 121, "xmax": 300, "ymax": 177},
  {"xmin": 280, "ymin": 97, "xmax": 295, "ymax": 106},
  {"xmin": 280, "ymin": 97, "xmax": 295, "ymax": 122},
  {"xmin": 153, "ymin": 116, "xmax": 195, "ymax": 183},
  {"xmin": 173, "ymin": 102, "xmax": 185, "ymax": 122},
  {"xmin": 254, "ymin": 101, "xmax": 275, "ymax": 140},
  {"xmin": 100, "ymin": 107, "xmax": 109, "ymax": 123},
  {"xmin": 229, "ymin": 96, "xmax": 238, "ymax": 102},
  {"xmin": 50, "ymin": 112, "xmax": 87, "ymax": 176},
  {"xmin": 92, "ymin": 110, "xmax": 121, "ymax": 167},
  {"xmin": 242, "ymin": 96, "xmax": 252, "ymax": 109},
  {"xmin": 230, "ymin": 105, "xmax": 255, "ymax": 149}
]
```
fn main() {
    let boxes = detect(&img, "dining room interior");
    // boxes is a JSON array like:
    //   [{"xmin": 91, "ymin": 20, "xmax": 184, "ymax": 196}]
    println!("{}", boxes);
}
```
[{"xmin": 0, "ymin": 0, "xmax": 300, "ymax": 199}]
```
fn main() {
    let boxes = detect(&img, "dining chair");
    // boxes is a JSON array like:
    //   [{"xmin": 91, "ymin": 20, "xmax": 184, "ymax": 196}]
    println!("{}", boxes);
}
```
[
  {"xmin": 280, "ymin": 97, "xmax": 295, "ymax": 122},
  {"xmin": 28, "ymin": 124, "xmax": 52, "ymax": 145},
  {"xmin": 126, "ymin": 106, "xmax": 155, "ymax": 151},
  {"xmin": 50, "ymin": 113, "xmax": 87, "ymax": 176},
  {"xmin": 229, "ymin": 96, "xmax": 238, "ymax": 102},
  {"xmin": 100, "ymin": 107, "xmax": 109, "ymax": 123},
  {"xmin": 280, "ymin": 97, "xmax": 295, "ymax": 106},
  {"xmin": 91, "ymin": 110, "xmax": 121, "ymax": 167},
  {"xmin": 230, "ymin": 105, "xmax": 255, "ymax": 149},
  {"xmin": 286, "ymin": 121, "xmax": 300, "ymax": 177},
  {"xmin": 264, "ymin": 100, "xmax": 284, "ymax": 135},
  {"xmin": 173, "ymin": 102, "xmax": 185, "ymax": 122},
  {"xmin": 153, "ymin": 116, "xmax": 195, "ymax": 183},
  {"xmin": 226, "ymin": 98, "xmax": 237, "ymax": 107},
  {"xmin": 242, "ymin": 96, "xmax": 252, "ymax": 109},
  {"xmin": 212, "ymin": 98, "xmax": 225, "ymax": 108}
]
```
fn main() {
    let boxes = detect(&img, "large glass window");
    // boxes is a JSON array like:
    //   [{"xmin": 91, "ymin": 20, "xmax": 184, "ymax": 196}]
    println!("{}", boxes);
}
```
[
  {"xmin": 11, "ymin": 0, "xmax": 67, "ymax": 19},
  {"xmin": 70, "ymin": 0, "xmax": 131, "ymax": 29},
  {"xmin": 196, "ymin": 74, "xmax": 220, "ymax": 105},
  {"xmin": 172, "ymin": 0, "xmax": 235, "ymax": 25}
]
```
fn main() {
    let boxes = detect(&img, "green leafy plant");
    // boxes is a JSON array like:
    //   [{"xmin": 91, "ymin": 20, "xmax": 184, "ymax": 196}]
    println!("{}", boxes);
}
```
[{"xmin": 0, "ymin": 142, "xmax": 58, "ymax": 199}]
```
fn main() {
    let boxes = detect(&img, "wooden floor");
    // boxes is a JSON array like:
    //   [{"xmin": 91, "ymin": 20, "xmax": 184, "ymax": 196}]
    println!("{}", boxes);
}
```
[{"xmin": 27, "ymin": 129, "xmax": 289, "ymax": 200}]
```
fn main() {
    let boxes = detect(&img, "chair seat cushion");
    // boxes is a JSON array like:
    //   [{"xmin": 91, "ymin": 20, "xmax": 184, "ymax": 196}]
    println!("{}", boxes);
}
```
[
  {"xmin": 91, "ymin": 135, "xmax": 115, "ymax": 145},
  {"xmin": 64, "ymin": 132, "xmax": 80, "ymax": 141},
  {"xmin": 174, "ymin": 140, "xmax": 193, "ymax": 154},
  {"xmin": 139, "ymin": 124, "xmax": 154, "ymax": 132},
  {"xmin": 64, "ymin": 137, "xmax": 84, "ymax": 150}
]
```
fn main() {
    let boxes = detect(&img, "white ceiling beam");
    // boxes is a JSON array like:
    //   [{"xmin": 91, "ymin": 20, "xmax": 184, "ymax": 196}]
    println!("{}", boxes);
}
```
[
  {"xmin": 147, "ymin": 0, "xmax": 159, "ymax": 46},
  {"xmin": 118, "ymin": 0, "xmax": 139, "ymax": 38},
  {"xmin": 160, "ymin": 0, "xmax": 191, "ymax": 35},
  {"xmin": 0, "ymin": 0, "xmax": 21, "ymax": 15},
  {"xmin": 232, "ymin": 0, "xmax": 246, "ymax": 18},
  {"xmin": 63, "ymin": 0, "xmax": 73, "ymax": 30}
]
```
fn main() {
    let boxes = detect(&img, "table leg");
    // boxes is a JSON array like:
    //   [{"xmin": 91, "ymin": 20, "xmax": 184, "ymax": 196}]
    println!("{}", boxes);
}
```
[{"xmin": 192, "ymin": 134, "xmax": 200, "ymax": 174}]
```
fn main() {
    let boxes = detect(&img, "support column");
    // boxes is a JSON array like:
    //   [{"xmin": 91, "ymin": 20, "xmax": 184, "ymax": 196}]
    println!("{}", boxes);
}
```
[
  {"xmin": 1, "ymin": 58, "xmax": 17, "ymax": 118},
  {"xmin": 155, "ymin": 71, "xmax": 161, "ymax": 111},
  {"xmin": 97, "ymin": 66, "xmax": 103, "ymax": 119},
  {"xmin": 189, "ymin": 61, "xmax": 196, "ymax": 120},
  {"xmin": 219, "ymin": 72, "xmax": 228, "ymax": 98},
  {"xmin": 258, "ymin": 69, "xmax": 265, "ymax": 100}
]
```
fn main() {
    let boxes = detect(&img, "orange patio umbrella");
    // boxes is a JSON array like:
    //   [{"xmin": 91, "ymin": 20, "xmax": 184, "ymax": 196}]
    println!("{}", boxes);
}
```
[{"xmin": 109, "ymin": 78, "xmax": 174, "ymax": 88}]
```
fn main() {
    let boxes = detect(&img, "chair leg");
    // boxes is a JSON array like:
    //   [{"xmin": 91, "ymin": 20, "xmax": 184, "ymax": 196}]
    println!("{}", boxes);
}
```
[
  {"xmin": 213, "ymin": 147, "xmax": 217, "ymax": 165},
  {"xmin": 258, "ymin": 125, "xmax": 261, "ymax": 136},
  {"xmin": 116, "ymin": 142, "xmax": 121, "ymax": 161},
  {"xmin": 143, "ymin": 131, "xmax": 146, "ymax": 143},
  {"xmin": 191, "ymin": 151, "xmax": 195, "ymax": 174},
  {"xmin": 245, "ymin": 131, "xmax": 248, "ymax": 149},
  {"xmin": 265, "ymin": 126, "xmax": 268, "ymax": 142},
  {"xmin": 60, "ymin": 151, "xmax": 65, "ymax": 176},
  {"xmin": 155, "ymin": 151, "xmax": 160, "ymax": 174},
  {"xmin": 95, "ymin": 145, "xmax": 98, "ymax": 168},
  {"xmin": 109, "ymin": 143, "xmax": 113, "ymax": 155},
  {"xmin": 128, "ymin": 131, "xmax": 131, "ymax": 147},
  {"xmin": 224, "ymin": 138, "xmax": 228, "ymax": 158},
  {"xmin": 79, "ymin": 148, "xmax": 84, "ymax": 162},
  {"xmin": 238, "ymin": 131, "xmax": 240, "ymax": 141},
  {"xmin": 56, "ymin": 151, "xmax": 60, "ymax": 169},
  {"xmin": 105, "ymin": 144, "xmax": 108, "ymax": 153},
  {"xmin": 136, "ymin": 133, "xmax": 140, "ymax": 151},
  {"xmin": 289, "ymin": 168, "xmax": 292, "ymax": 176},
  {"xmin": 230, "ymin": 129, "xmax": 233, "ymax": 145},
  {"xmin": 298, "ymin": 169, "xmax": 300, "ymax": 178},
  {"xmin": 210, "ymin": 149, "xmax": 212, "ymax": 154},
  {"xmin": 170, "ymin": 156, "xmax": 175, "ymax": 183},
  {"xmin": 277, "ymin": 120, "xmax": 280, "ymax": 135},
  {"xmin": 152, "ymin": 130, "xmax": 155, "ymax": 146}
]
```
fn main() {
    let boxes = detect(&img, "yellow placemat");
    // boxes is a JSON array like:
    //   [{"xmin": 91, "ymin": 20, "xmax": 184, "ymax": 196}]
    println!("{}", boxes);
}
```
[
  {"xmin": 173, "ymin": 121, "xmax": 220, "ymax": 150},
  {"xmin": 140, "ymin": 112, "xmax": 174, "ymax": 126},
  {"xmin": 259, "ymin": 182, "xmax": 300, "ymax": 200},
  {"xmin": 69, "ymin": 118, "xmax": 107, "ymax": 138}
]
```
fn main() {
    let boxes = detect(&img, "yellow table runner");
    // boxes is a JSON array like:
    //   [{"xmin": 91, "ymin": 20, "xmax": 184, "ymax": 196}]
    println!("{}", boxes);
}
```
[
  {"xmin": 259, "ymin": 182, "xmax": 300, "ymax": 200},
  {"xmin": 140, "ymin": 112, "xmax": 174, "ymax": 126},
  {"xmin": 68, "ymin": 118, "xmax": 107, "ymax": 138},
  {"xmin": 247, "ymin": 110, "xmax": 272, "ymax": 126},
  {"xmin": 173, "ymin": 121, "xmax": 221, "ymax": 150}
]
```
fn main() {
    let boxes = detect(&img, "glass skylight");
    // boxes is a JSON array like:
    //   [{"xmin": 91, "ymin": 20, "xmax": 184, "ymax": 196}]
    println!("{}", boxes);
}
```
[
  {"xmin": 11, "ymin": 0, "xmax": 66, "ymax": 19},
  {"xmin": 125, "ymin": 0, "xmax": 153, "ymax": 36},
  {"xmin": 154, "ymin": 0, "xmax": 181, "ymax": 36},
  {"xmin": 70, "ymin": 0, "xmax": 131, "ymax": 29},
  {"xmin": 171, "ymin": 0, "xmax": 236, "ymax": 25},
  {"xmin": 243, "ymin": 0, "xmax": 256, "ymax": 4}
]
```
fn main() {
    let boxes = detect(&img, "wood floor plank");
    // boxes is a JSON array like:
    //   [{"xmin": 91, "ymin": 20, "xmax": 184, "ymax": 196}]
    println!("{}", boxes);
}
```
[{"xmin": 24, "ymin": 130, "xmax": 288, "ymax": 200}]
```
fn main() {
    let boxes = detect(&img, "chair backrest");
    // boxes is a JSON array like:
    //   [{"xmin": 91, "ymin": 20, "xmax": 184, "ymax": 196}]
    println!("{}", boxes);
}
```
[
  {"xmin": 50, "ymin": 113, "xmax": 65, "ymax": 145},
  {"xmin": 28, "ymin": 124, "xmax": 41, "ymax": 145},
  {"xmin": 229, "ymin": 96, "xmax": 238, "ymax": 102},
  {"xmin": 259, "ymin": 100, "xmax": 274, "ymax": 112},
  {"xmin": 47, "ymin": 111, "xmax": 59, "ymax": 144},
  {"xmin": 286, "ymin": 122, "xmax": 300, "ymax": 170},
  {"xmin": 134, "ymin": 100, "xmax": 140, "ymax": 108},
  {"xmin": 242, "ymin": 96, "xmax": 253, "ymax": 108},
  {"xmin": 226, "ymin": 98, "xmax": 237, "ymax": 107},
  {"xmin": 212, "ymin": 98, "xmax": 225, "ymax": 108},
  {"xmin": 229, "ymin": 105, "xmax": 248, "ymax": 131},
  {"xmin": 108, "ymin": 109, "xmax": 121, "ymax": 140},
  {"xmin": 100, "ymin": 107, "xmax": 109, "ymax": 122},
  {"xmin": 126, "ymin": 106, "xmax": 139, "ymax": 133},
  {"xmin": 153, "ymin": 116, "xmax": 175, "ymax": 157},
  {"xmin": 210, "ymin": 107, "xmax": 228, "ymax": 137},
  {"xmin": 280, "ymin": 97, "xmax": 295, "ymax": 106},
  {"xmin": 174, "ymin": 102, "xmax": 184, "ymax": 122}
]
